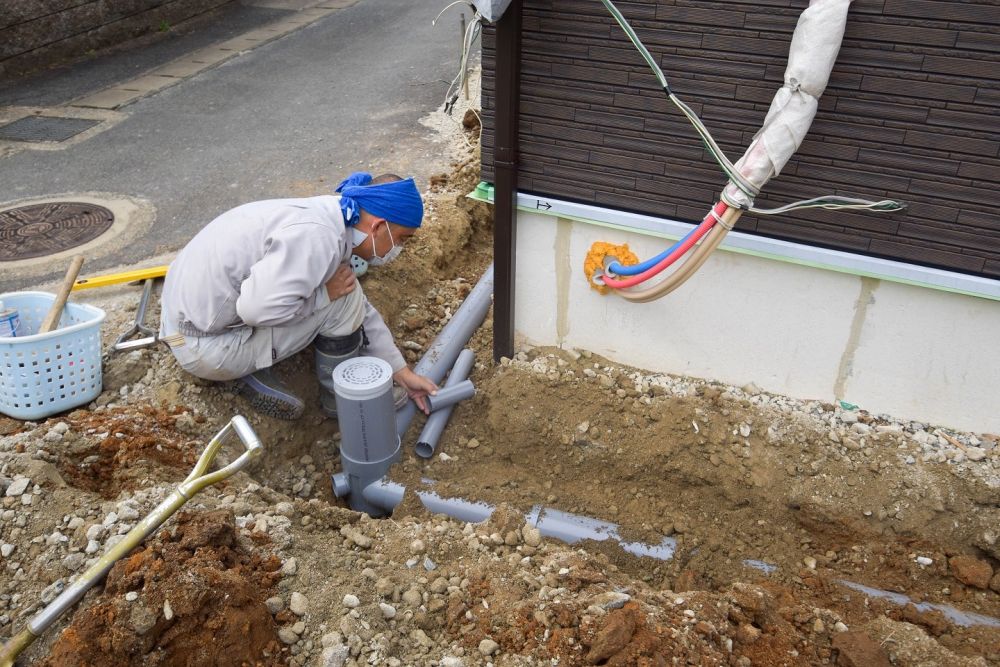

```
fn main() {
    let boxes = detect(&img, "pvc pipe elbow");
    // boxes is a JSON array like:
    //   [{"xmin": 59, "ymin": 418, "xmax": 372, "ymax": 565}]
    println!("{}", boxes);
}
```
[{"xmin": 425, "ymin": 380, "xmax": 476, "ymax": 413}]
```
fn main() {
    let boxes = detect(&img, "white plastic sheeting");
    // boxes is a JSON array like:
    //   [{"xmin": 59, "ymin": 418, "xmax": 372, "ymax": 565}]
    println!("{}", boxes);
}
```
[
  {"xmin": 472, "ymin": 0, "xmax": 512, "ymax": 23},
  {"xmin": 723, "ymin": 0, "xmax": 853, "ymax": 209}
]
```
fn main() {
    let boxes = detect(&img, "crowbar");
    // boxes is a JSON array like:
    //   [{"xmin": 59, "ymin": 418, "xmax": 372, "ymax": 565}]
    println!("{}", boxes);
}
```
[
  {"xmin": 113, "ymin": 277, "xmax": 161, "ymax": 352},
  {"xmin": 72, "ymin": 265, "xmax": 168, "ymax": 291},
  {"xmin": 0, "ymin": 415, "xmax": 262, "ymax": 667}
]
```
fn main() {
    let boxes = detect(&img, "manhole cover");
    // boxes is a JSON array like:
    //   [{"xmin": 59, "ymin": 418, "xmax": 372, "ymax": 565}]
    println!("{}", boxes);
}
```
[
  {"xmin": 0, "ymin": 116, "xmax": 101, "ymax": 143},
  {"xmin": 0, "ymin": 202, "xmax": 115, "ymax": 260}
]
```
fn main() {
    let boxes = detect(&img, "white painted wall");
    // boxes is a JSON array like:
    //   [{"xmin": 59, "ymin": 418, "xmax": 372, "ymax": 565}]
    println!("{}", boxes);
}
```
[{"xmin": 514, "ymin": 212, "xmax": 1000, "ymax": 433}]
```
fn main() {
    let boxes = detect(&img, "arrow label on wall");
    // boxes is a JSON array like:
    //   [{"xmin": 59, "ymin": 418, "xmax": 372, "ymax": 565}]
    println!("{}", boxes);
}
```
[{"xmin": 535, "ymin": 200, "xmax": 552, "ymax": 210}]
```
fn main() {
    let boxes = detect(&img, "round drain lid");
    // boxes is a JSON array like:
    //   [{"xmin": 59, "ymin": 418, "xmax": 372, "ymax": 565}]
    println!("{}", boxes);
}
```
[
  {"xmin": 333, "ymin": 357, "xmax": 393, "ymax": 401},
  {"xmin": 0, "ymin": 202, "xmax": 115, "ymax": 261}
]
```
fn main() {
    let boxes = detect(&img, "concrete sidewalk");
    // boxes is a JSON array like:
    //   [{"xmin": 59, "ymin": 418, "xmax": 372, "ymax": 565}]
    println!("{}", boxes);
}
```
[{"xmin": 0, "ymin": 0, "xmax": 466, "ymax": 290}]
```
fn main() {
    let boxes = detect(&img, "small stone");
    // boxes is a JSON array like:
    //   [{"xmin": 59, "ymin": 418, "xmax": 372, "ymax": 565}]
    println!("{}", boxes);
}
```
[
  {"xmin": 342, "ymin": 594, "xmax": 360, "ymax": 608},
  {"xmin": 125, "ymin": 591, "xmax": 139, "ymax": 602},
  {"xmin": 291, "ymin": 621, "xmax": 305, "ymax": 635},
  {"xmin": 129, "ymin": 605, "xmax": 157, "ymax": 635},
  {"xmin": 290, "ymin": 592, "xmax": 309, "ymax": 616},
  {"xmin": 439, "ymin": 658, "xmax": 465, "ymax": 667},
  {"xmin": 949, "ymin": 555, "xmax": 993, "ymax": 589},
  {"xmin": 812, "ymin": 618, "xmax": 825, "ymax": 633},
  {"xmin": 522, "ymin": 527, "xmax": 542, "ymax": 547},
  {"xmin": 85, "ymin": 540, "xmax": 100, "ymax": 554},
  {"xmin": 965, "ymin": 447, "xmax": 987, "ymax": 461},
  {"xmin": 265, "ymin": 596, "xmax": 284, "ymax": 614},
  {"xmin": 5, "ymin": 478, "xmax": 29, "ymax": 497},
  {"xmin": 279, "ymin": 628, "xmax": 299, "ymax": 645},
  {"xmin": 163, "ymin": 599, "xmax": 174, "ymax": 621},
  {"xmin": 915, "ymin": 556, "xmax": 933, "ymax": 566},
  {"xmin": 40, "ymin": 580, "xmax": 65, "ymax": 604},
  {"xmin": 739, "ymin": 423, "xmax": 751, "ymax": 438},
  {"xmin": 1, "ymin": 544, "xmax": 14, "ymax": 558},
  {"xmin": 52, "ymin": 422, "xmax": 69, "ymax": 435},
  {"xmin": 803, "ymin": 557, "xmax": 817, "ymax": 570},
  {"xmin": 402, "ymin": 588, "xmax": 422, "ymax": 606},
  {"xmin": 833, "ymin": 622, "xmax": 849, "ymax": 633},
  {"xmin": 466, "ymin": 438, "xmax": 480, "ymax": 449},
  {"xmin": 320, "ymin": 645, "xmax": 349, "ymax": 667},
  {"xmin": 591, "ymin": 591, "xmax": 630, "ymax": 610},
  {"xmin": 62, "ymin": 553, "xmax": 85, "ymax": 571},
  {"xmin": 410, "ymin": 539, "xmax": 425, "ymax": 554},
  {"xmin": 281, "ymin": 557, "xmax": 298, "ymax": 577},
  {"xmin": 831, "ymin": 630, "xmax": 890, "ymax": 667},
  {"xmin": 478, "ymin": 638, "xmax": 499, "ymax": 656},
  {"xmin": 735, "ymin": 623, "xmax": 761, "ymax": 643},
  {"xmin": 379, "ymin": 602, "xmax": 396, "ymax": 619}
]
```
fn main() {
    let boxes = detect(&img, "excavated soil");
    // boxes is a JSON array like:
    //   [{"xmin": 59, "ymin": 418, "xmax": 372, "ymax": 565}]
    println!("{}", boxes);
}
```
[
  {"xmin": 40, "ymin": 510, "xmax": 284, "ymax": 667},
  {"xmin": 2, "ymin": 92, "xmax": 999, "ymax": 667}
]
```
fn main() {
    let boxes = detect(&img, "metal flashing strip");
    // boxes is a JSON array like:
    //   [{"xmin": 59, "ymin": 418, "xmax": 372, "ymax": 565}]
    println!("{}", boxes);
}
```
[{"xmin": 469, "ymin": 188, "xmax": 1000, "ymax": 302}]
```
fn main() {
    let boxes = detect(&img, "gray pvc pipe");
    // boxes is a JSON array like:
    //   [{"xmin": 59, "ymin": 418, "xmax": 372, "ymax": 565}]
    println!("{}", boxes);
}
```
[
  {"xmin": 363, "ymin": 478, "xmax": 494, "ymax": 524},
  {"xmin": 416, "ymin": 348, "xmax": 476, "ymax": 459},
  {"xmin": 424, "ymin": 380, "xmax": 475, "ymax": 413},
  {"xmin": 396, "ymin": 264, "xmax": 494, "ymax": 438},
  {"xmin": 361, "ymin": 477, "xmax": 676, "ymax": 561}
]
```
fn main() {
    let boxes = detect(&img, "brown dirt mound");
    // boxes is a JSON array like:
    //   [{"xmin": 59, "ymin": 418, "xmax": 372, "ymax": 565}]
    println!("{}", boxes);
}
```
[
  {"xmin": 57, "ymin": 406, "xmax": 201, "ymax": 497},
  {"xmin": 40, "ymin": 510, "xmax": 284, "ymax": 667}
]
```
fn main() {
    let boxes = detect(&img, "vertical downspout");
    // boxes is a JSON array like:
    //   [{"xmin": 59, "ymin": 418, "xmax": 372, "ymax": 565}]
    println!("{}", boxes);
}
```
[{"xmin": 492, "ymin": 0, "xmax": 522, "ymax": 362}]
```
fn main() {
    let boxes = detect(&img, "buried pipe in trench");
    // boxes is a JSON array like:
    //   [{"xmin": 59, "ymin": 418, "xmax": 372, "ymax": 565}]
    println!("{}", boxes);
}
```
[{"xmin": 361, "ymin": 478, "xmax": 677, "ymax": 561}]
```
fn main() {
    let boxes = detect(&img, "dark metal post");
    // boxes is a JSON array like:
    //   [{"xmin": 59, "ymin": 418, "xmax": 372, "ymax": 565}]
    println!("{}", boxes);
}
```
[{"xmin": 492, "ymin": 0, "xmax": 522, "ymax": 362}]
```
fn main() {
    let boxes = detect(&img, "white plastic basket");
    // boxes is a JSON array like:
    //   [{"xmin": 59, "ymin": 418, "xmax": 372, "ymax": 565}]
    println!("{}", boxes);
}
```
[{"xmin": 0, "ymin": 291, "xmax": 106, "ymax": 421}]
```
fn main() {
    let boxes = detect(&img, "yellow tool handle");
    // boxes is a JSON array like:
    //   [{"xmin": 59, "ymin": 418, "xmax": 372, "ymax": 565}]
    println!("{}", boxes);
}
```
[{"xmin": 72, "ymin": 265, "xmax": 169, "ymax": 291}]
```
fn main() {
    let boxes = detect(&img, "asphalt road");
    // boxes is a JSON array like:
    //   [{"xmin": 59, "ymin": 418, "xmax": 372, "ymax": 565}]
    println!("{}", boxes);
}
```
[{"xmin": 0, "ymin": 0, "xmax": 463, "ymax": 289}]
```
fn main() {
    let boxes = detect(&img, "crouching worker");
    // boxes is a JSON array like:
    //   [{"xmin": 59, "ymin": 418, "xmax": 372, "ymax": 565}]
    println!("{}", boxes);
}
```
[{"xmin": 159, "ymin": 173, "xmax": 437, "ymax": 420}]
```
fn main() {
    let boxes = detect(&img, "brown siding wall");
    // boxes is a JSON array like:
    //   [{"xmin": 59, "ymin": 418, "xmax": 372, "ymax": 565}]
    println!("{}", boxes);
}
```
[{"xmin": 481, "ymin": 0, "xmax": 1000, "ymax": 278}]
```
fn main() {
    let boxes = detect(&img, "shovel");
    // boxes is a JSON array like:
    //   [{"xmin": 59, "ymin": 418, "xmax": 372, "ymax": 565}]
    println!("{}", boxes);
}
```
[{"xmin": 0, "ymin": 415, "xmax": 262, "ymax": 667}]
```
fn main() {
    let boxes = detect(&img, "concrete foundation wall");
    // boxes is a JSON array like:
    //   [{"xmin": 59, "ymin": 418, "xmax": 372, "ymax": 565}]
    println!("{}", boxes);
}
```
[
  {"xmin": 0, "ymin": 0, "xmax": 233, "ymax": 78},
  {"xmin": 515, "ymin": 212, "xmax": 1000, "ymax": 433}
]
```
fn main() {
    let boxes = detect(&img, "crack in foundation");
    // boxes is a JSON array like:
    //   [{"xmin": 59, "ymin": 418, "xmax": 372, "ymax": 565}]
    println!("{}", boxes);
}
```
[{"xmin": 834, "ymin": 277, "xmax": 879, "ymax": 401}]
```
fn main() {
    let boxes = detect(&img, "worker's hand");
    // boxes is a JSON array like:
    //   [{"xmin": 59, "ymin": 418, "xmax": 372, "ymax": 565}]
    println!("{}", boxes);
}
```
[
  {"xmin": 393, "ymin": 367, "xmax": 437, "ymax": 414},
  {"xmin": 325, "ymin": 265, "xmax": 357, "ymax": 301}
]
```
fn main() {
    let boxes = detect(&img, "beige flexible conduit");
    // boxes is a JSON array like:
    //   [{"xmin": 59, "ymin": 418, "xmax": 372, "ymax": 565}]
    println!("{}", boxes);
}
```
[{"xmin": 616, "ymin": 207, "xmax": 742, "ymax": 303}]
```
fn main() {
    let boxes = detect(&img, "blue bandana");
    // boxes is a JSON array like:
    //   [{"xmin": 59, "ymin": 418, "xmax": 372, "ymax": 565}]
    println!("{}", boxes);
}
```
[{"xmin": 335, "ymin": 172, "xmax": 424, "ymax": 228}]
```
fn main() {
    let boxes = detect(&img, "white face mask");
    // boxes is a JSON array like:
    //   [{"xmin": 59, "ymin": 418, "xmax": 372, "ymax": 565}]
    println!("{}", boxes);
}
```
[{"xmin": 351, "ymin": 225, "xmax": 401, "ymax": 267}]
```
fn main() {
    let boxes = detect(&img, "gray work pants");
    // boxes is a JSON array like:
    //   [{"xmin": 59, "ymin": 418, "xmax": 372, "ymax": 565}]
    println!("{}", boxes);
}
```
[{"xmin": 165, "ymin": 288, "xmax": 365, "ymax": 381}]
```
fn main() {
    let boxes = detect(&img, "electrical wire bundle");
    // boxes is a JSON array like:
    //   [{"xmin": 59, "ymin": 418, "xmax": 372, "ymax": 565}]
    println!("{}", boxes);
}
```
[
  {"xmin": 591, "ymin": 0, "xmax": 906, "ymax": 300},
  {"xmin": 434, "ymin": 2, "xmax": 483, "ymax": 116}
]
